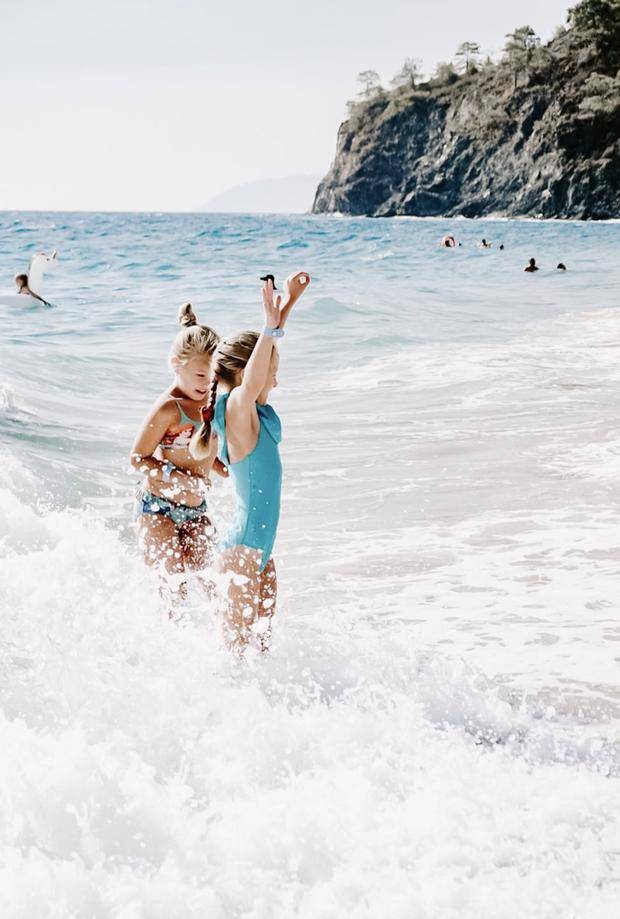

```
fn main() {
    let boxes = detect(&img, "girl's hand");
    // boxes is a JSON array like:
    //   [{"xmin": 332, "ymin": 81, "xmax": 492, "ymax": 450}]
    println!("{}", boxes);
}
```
[
  {"xmin": 212, "ymin": 457, "xmax": 229, "ymax": 478},
  {"xmin": 262, "ymin": 278, "xmax": 282, "ymax": 329},
  {"xmin": 163, "ymin": 469, "xmax": 205, "ymax": 506},
  {"xmin": 284, "ymin": 270, "xmax": 311, "ymax": 303},
  {"xmin": 279, "ymin": 270, "xmax": 310, "ymax": 330}
]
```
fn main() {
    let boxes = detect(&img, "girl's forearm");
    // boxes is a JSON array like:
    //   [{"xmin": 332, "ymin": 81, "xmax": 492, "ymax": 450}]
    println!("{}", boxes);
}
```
[
  {"xmin": 278, "ymin": 292, "xmax": 297, "ymax": 330},
  {"xmin": 240, "ymin": 333, "xmax": 273, "ymax": 399},
  {"xmin": 131, "ymin": 453, "xmax": 166, "ymax": 480},
  {"xmin": 130, "ymin": 453, "xmax": 200, "ymax": 494},
  {"xmin": 278, "ymin": 272, "xmax": 309, "ymax": 329}
]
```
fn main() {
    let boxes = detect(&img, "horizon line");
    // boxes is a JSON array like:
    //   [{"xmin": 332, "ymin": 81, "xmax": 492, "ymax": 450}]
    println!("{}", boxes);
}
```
[{"xmin": 0, "ymin": 208, "xmax": 315, "ymax": 216}]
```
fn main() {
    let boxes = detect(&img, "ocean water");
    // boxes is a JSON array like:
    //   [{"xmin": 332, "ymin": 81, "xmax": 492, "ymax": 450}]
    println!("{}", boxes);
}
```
[{"xmin": 1, "ymin": 211, "xmax": 619, "ymax": 917}]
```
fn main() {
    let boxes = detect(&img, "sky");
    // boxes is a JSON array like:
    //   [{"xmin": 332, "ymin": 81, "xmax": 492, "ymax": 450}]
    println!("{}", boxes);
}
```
[{"xmin": 0, "ymin": 0, "xmax": 572, "ymax": 212}]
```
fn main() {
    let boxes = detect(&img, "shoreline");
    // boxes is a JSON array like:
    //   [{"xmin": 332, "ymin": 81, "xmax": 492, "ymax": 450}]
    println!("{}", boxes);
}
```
[{"xmin": 2, "ymin": 208, "xmax": 620, "ymax": 224}]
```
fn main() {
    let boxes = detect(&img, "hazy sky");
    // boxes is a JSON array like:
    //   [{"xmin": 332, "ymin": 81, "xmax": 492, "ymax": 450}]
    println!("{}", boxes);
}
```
[{"xmin": 0, "ymin": 0, "xmax": 572, "ymax": 212}]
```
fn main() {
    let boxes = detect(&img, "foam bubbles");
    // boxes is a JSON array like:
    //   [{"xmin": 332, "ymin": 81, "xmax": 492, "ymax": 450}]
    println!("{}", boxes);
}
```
[{"xmin": 0, "ymin": 497, "xmax": 619, "ymax": 916}]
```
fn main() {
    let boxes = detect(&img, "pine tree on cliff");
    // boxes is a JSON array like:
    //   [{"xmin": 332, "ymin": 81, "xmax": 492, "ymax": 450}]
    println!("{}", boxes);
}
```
[
  {"xmin": 357, "ymin": 70, "xmax": 383, "ymax": 100},
  {"xmin": 503, "ymin": 26, "xmax": 541, "ymax": 90},
  {"xmin": 390, "ymin": 58, "xmax": 423, "ymax": 90},
  {"xmin": 455, "ymin": 42, "xmax": 481, "ymax": 74}
]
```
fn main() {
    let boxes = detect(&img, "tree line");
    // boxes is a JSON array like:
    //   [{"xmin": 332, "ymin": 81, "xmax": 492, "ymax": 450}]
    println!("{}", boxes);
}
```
[{"xmin": 352, "ymin": 0, "xmax": 620, "ymax": 108}]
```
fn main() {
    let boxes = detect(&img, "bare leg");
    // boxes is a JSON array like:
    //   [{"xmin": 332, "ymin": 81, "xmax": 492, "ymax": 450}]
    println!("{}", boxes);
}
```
[
  {"xmin": 256, "ymin": 558, "xmax": 277, "ymax": 651},
  {"xmin": 137, "ymin": 514, "xmax": 186, "ymax": 615},
  {"xmin": 179, "ymin": 515, "xmax": 217, "ymax": 599},
  {"xmin": 179, "ymin": 515, "xmax": 216, "ymax": 571},
  {"xmin": 218, "ymin": 547, "xmax": 278, "ymax": 652}
]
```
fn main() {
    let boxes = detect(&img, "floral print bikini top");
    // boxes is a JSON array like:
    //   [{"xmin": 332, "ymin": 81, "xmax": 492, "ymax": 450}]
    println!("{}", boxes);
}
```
[{"xmin": 160, "ymin": 401, "xmax": 199, "ymax": 451}]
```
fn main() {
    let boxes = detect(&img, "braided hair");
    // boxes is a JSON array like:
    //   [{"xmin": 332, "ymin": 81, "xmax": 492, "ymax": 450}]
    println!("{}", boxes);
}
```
[
  {"xmin": 190, "ymin": 373, "xmax": 219, "ymax": 459},
  {"xmin": 189, "ymin": 331, "xmax": 260, "ymax": 460}
]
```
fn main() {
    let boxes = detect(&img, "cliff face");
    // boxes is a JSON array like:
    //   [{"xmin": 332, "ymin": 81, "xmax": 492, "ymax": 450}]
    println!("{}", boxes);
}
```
[{"xmin": 313, "ymin": 21, "xmax": 620, "ymax": 219}]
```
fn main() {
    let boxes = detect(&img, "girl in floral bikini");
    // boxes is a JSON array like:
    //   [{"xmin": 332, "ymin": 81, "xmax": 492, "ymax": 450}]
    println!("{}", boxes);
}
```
[{"xmin": 130, "ymin": 304, "xmax": 225, "ymax": 606}]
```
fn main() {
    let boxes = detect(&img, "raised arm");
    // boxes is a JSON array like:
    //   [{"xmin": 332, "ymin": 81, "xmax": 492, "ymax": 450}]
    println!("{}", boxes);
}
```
[
  {"xmin": 232, "ymin": 272, "xmax": 310, "ymax": 407},
  {"xmin": 278, "ymin": 271, "xmax": 310, "ymax": 330},
  {"xmin": 236, "ymin": 279, "xmax": 282, "ymax": 403}
]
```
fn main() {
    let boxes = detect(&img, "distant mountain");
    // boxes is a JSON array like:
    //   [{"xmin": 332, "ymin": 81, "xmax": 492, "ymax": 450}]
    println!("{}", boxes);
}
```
[{"xmin": 201, "ymin": 175, "xmax": 321, "ymax": 214}]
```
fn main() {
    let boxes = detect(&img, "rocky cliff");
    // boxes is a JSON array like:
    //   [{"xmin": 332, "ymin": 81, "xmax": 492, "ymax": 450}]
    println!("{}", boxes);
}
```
[{"xmin": 313, "ymin": 6, "xmax": 620, "ymax": 219}]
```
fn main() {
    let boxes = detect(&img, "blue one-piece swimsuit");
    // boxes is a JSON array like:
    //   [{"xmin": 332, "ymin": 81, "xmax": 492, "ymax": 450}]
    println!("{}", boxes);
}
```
[{"xmin": 213, "ymin": 393, "xmax": 282, "ymax": 572}]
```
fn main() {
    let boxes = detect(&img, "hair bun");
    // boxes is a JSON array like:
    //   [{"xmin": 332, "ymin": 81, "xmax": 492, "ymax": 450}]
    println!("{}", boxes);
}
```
[{"xmin": 178, "ymin": 302, "xmax": 198, "ymax": 327}]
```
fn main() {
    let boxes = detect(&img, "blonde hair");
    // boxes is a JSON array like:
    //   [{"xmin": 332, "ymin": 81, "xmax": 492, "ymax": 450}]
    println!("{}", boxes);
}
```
[
  {"xmin": 169, "ymin": 303, "xmax": 220, "ymax": 367},
  {"xmin": 190, "ymin": 331, "xmax": 260, "ymax": 459}
]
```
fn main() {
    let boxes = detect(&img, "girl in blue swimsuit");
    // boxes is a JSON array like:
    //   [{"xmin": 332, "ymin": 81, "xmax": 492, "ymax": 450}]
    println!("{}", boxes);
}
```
[
  {"xmin": 191, "ymin": 272, "xmax": 310, "ymax": 650},
  {"xmin": 130, "ymin": 303, "xmax": 226, "ymax": 610}
]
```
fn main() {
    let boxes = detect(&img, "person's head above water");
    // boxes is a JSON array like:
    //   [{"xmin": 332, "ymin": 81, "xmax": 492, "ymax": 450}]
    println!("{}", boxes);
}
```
[
  {"xmin": 190, "ymin": 331, "xmax": 279, "ymax": 460},
  {"xmin": 557, "ymin": 262, "xmax": 567, "ymax": 270},
  {"xmin": 14, "ymin": 273, "xmax": 28, "ymax": 291},
  {"xmin": 259, "ymin": 273, "xmax": 277, "ymax": 289},
  {"xmin": 168, "ymin": 303, "xmax": 220, "ymax": 401},
  {"xmin": 524, "ymin": 257, "xmax": 539, "ymax": 272}
]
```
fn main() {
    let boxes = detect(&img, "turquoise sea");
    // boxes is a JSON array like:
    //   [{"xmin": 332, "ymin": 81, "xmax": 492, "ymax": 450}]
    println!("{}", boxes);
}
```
[{"xmin": 1, "ymin": 211, "xmax": 619, "ymax": 917}]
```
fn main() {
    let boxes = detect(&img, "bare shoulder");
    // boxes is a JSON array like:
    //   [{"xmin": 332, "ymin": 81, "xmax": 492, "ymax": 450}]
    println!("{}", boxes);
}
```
[
  {"xmin": 131, "ymin": 395, "xmax": 180, "ymax": 455},
  {"xmin": 156, "ymin": 393, "xmax": 182, "ymax": 415},
  {"xmin": 142, "ymin": 395, "xmax": 180, "ymax": 428}
]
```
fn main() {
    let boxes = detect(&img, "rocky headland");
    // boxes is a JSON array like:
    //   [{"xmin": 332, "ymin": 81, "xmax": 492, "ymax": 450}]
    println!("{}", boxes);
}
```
[{"xmin": 313, "ymin": 1, "xmax": 620, "ymax": 219}]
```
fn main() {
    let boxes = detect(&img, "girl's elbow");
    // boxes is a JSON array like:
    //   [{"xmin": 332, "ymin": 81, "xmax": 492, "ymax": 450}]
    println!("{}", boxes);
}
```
[
  {"xmin": 129, "ymin": 451, "xmax": 145, "ymax": 471},
  {"xmin": 240, "ymin": 380, "xmax": 262, "ymax": 402}
]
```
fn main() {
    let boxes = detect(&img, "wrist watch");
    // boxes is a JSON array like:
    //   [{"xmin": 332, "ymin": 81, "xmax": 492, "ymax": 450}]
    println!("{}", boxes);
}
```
[{"xmin": 263, "ymin": 326, "xmax": 285, "ymax": 338}]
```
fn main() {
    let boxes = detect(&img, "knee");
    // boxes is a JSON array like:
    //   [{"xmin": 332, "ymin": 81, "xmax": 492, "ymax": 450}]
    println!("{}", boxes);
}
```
[
  {"xmin": 259, "ymin": 596, "xmax": 275, "ymax": 617},
  {"xmin": 184, "ymin": 547, "xmax": 212, "ymax": 572}
]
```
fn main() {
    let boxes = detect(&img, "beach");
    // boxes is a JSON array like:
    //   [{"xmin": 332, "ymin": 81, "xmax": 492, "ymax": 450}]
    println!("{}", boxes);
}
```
[{"xmin": 1, "ymin": 210, "xmax": 619, "ymax": 916}]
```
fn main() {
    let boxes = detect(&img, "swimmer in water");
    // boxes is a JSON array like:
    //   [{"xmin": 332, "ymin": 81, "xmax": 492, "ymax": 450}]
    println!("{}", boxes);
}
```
[
  {"xmin": 441, "ymin": 235, "xmax": 456, "ymax": 248},
  {"xmin": 557, "ymin": 263, "xmax": 567, "ymax": 271},
  {"xmin": 479, "ymin": 238, "xmax": 492, "ymax": 249},
  {"xmin": 524, "ymin": 258, "xmax": 539, "ymax": 273},
  {"xmin": 15, "ymin": 273, "xmax": 49, "ymax": 305}
]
